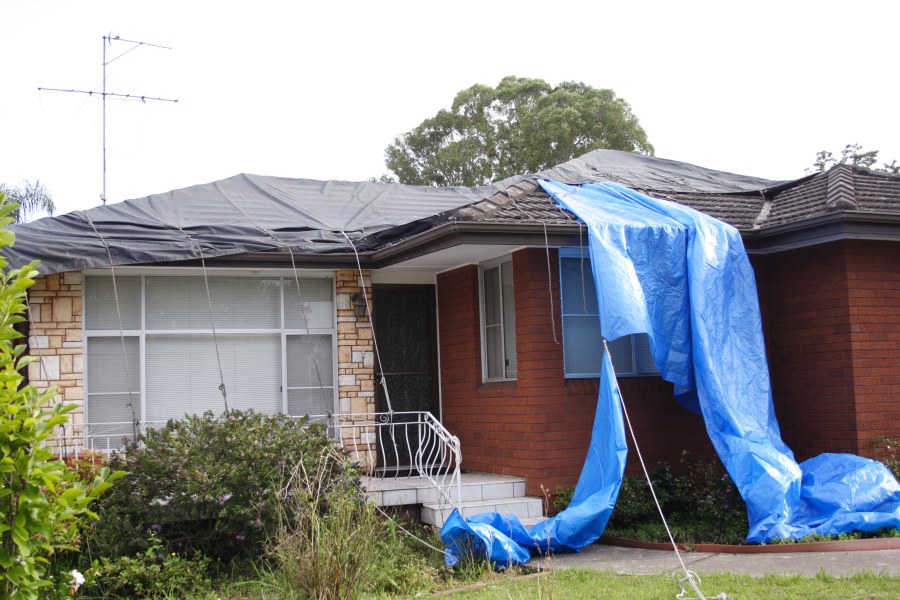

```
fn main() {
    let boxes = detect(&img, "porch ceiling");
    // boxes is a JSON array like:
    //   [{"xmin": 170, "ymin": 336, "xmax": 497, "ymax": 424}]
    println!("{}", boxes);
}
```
[{"xmin": 377, "ymin": 243, "xmax": 523, "ymax": 273}]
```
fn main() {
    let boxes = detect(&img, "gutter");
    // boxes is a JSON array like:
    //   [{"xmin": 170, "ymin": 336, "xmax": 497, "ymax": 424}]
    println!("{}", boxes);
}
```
[
  {"xmin": 743, "ymin": 211, "xmax": 900, "ymax": 254},
  {"xmin": 172, "ymin": 211, "xmax": 900, "ymax": 269}
]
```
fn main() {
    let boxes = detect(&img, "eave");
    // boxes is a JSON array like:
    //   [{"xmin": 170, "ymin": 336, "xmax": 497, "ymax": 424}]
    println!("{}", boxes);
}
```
[{"xmin": 743, "ymin": 211, "xmax": 900, "ymax": 254}]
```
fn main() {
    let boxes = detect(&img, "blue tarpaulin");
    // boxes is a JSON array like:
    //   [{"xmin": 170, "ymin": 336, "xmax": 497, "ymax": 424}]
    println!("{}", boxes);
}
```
[
  {"xmin": 441, "ymin": 180, "xmax": 900, "ymax": 565},
  {"xmin": 542, "ymin": 180, "xmax": 900, "ymax": 543},
  {"xmin": 441, "ymin": 346, "xmax": 628, "ymax": 566}
]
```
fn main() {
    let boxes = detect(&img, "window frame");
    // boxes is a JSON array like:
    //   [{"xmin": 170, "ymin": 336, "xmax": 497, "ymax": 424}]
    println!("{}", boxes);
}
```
[
  {"xmin": 82, "ymin": 268, "xmax": 338, "ymax": 427},
  {"xmin": 558, "ymin": 248, "xmax": 660, "ymax": 379},
  {"xmin": 478, "ymin": 256, "xmax": 517, "ymax": 382}
]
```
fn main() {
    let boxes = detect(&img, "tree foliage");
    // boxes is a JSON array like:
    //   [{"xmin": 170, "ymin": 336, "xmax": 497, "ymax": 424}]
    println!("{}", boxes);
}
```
[
  {"xmin": 384, "ymin": 76, "xmax": 654, "ymax": 187},
  {"xmin": 0, "ymin": 196, "xmax": 122, "ymax": 599},
  {"xmin": 0, "ymin": 181, "xmax": 55, "ymax": 223},
  {"xmin": 810, "ymin": 143, "xmax": 899, "ymax": 174}
]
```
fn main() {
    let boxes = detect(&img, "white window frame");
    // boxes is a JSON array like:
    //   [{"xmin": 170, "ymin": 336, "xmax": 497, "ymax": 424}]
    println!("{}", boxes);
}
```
[
  {"xmin": 479, "ymin": 256, "xmax": 517, "ymax": 382},
  {"xmin": 82, "ymin": 268, "xmax": 338, "ymax": 427},
  {"xmin": 559, "ymin": 249, "xmax": 660, "ymax": 378}
]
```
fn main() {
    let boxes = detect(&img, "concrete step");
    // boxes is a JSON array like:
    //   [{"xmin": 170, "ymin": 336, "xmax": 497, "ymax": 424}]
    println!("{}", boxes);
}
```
[
  {"xmin": 364, "ymin": 473, "xmax": 527, "ymax": 507},
  {"xmin": 520, "ymin": 516, "xmax": 548, "ymax": 527},
  {"xmin": 422, "ymin": 496, "xmax": 545, "ymax": 527}
]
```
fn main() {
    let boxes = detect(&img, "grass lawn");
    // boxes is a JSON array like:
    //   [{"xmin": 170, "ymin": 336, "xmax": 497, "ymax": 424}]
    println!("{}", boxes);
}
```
[{"xmin": 438, "ymin": 568, "xmax": 900, "ymax": 599}]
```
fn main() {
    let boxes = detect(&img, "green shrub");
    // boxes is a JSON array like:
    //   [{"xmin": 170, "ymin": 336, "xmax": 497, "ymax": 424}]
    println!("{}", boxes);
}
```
[
  {"xmin": 87, "ymin": 409, "xmax": 359, "ymax": 565},
  {"xmin": 0, "ymin": 199, "xmax": 123, "ymax": 599},
  {"xmin": 552, "ymin": 485, "xmax": 575, "ymax": 514},
  {"xmin": 86, "ymin": 531, "xmax": 212, "ymax": 599},
  {"xmin": 873, "ymin": 437, "xmax": 900, "ymax": 480},
  {"xmin": 606, "ymin": 455, "xmax": 748, "ymax": 545}
]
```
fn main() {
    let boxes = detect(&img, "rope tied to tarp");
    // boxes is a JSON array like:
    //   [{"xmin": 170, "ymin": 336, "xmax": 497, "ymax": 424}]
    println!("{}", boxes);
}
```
[
  {"xmin": 338, "ymin": 229, "xmax": 394, "ymax": 416},
  {"xmin": 608, "ymin": 337, "xmax": 726, "ymax": 600},
  {"xmin": 173, "ymin": 226, "xmax": 229, "ymax": 412},
  {"xmin": 83, "ymin": 212, "xmax": 141, "ymax": 438}
]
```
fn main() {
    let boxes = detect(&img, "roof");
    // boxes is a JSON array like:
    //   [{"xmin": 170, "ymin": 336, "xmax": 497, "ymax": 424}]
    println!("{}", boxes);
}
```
[
  {"xmin": 429, "ymin": 162, "xmax": 900, "ymax": 247},
  {"xmin": 7, "ymin": 150, "xmax": 900, "ymax": 274}
]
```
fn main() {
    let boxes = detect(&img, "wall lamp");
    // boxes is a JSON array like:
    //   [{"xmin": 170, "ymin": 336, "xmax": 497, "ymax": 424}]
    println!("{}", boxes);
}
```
[{"xmin": 350, "ymin": 293, "xmax": 367, "ymax": 318}]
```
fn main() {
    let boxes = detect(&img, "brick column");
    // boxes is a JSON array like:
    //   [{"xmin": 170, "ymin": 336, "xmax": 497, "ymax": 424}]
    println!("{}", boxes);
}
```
[
  {"xmin": 335, "ymin": 270, "xmax": 377, "ymax": 470},
  {"xmin": 26, "ymin": 272, "xmax": 84, "ymax": 435}
]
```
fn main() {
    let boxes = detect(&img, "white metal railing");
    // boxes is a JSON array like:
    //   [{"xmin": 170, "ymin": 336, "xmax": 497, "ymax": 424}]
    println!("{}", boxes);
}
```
[
  {"xmin": 48, "ymin": 411, "xmax": 462, "ymax": 511},
  {"xmin": 307, "ymin": 411, "xmax": 462, "ymax": 511},
  {"xmin": 48, "ymin": 420, "xmax": 167, "ymax": 457}
]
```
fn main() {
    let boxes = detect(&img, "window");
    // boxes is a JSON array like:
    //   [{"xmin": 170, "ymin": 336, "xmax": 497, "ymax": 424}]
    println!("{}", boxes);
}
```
[
  {"xmin": 84, "ymin": 273, "xmax": 336, "ymax": 432},
  {"xmin": 559, "ymin": 250, "xmax": 660, "ymax": 378},
  {"xmin": 480, "ymin": 258, "xmax": 516, "ymax": 381}
]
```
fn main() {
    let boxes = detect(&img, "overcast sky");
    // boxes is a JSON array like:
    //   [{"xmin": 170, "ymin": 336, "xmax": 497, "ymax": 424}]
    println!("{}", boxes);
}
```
[{"xmin": 3, "ymin": 0, "xmax": 899, "ymax": 217}]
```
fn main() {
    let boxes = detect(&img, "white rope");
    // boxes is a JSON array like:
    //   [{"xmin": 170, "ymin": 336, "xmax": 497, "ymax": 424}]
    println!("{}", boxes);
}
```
[
  {"xmin": 193, "ymin": 190, "xmax": 328, "ymax": 402},
  {"xmin": 541, "ymin": 222, "xmax": 560, "ymax": 345},
  {"xmin": 607, "ymin": 339, "xmax": 725, "ymax": 600},
  {"xmin": 339, "ymin": 229, "xmax": 394, "ymax": 415},
  {"xmin": 373, "ymin": 504, "xmax": 452, "ymax": 558},
  {"xmin": 509, "ymin": 199, "xmax": 560, "ymax": 344},
  {"xmin": 174, "ymin": 227, "xmax": 229, "ymax": 412},
  {"xmin": 84, "ymin": 213, "xmax": 141, "ymax": 437}
]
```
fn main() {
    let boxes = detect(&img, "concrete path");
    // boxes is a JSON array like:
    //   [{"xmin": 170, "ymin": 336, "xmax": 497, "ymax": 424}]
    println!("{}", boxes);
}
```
[{"xmin": 530, "ymin": 543, "xmax": 900, "ymax": 577}]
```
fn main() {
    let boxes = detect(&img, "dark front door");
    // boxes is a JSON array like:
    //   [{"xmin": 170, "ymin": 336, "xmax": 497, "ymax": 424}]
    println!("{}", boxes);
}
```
[{"xmin": 373, "ymin": 285, "xmax": 439, "ymax": 471}]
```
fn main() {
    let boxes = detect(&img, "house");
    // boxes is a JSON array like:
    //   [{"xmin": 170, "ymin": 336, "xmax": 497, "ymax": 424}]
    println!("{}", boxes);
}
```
[{"xmin": 10, "ymin": 150, "xmax": 900, "ymax": 520}]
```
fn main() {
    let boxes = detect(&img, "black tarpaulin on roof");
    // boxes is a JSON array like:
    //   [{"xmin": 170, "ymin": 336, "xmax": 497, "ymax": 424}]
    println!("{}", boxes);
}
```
[{"xmin": 5, "ymin": 150, "xmax": 785, "ymax": 275}]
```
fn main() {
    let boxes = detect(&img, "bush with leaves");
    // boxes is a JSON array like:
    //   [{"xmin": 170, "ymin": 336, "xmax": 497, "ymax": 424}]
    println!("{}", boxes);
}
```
[
  {"xmin": 86, "ymin": 531, "xmax": 212, "ymax": 599},
  {"xmin": 873, "ymin": 437, "xmax": 900, "ymax": 480},
  {"xmin": 0, "ymin": 198, "xmax": 123, "ymax": 599},
  {"xmin": 606, "ymin": 455, "xmax": 748, "ymax": 545},
  {"xmin": 88, "ymin": 409, "xmax": 360, "ymax": 565}
]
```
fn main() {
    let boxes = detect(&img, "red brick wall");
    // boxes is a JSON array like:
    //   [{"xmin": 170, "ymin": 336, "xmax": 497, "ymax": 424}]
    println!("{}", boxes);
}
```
[
  {"xmin": 754, "ymin": 240, "xmax": 900, "ymax": 461},
  {"xmin": 438, "ymin": 248, "xmax": 716, "ymax": 497},
  {"xmin": 754, "ymin": 244, "xmax": 858, "ymax": 459},
  {"xmin": 844, "ymin": 241, "xmax": 900, "ymax": 455}
]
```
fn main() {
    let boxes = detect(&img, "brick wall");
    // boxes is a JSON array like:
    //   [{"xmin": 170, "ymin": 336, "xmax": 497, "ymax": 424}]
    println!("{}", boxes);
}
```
[
  {"xmin": 754, "ymin": 244, "xmax": 857, "ymax": 458},
  {"xmin": 438, "ymin": 248, "xmax": 716, "ymax": 497},
  {"xmin": 844, "ymin": 241, "xmax": 900, "ymax": 455},
  {"xmin": 335, "ymin": 269, "xmax": 378, "ymax": 470},
  {"xmin": 27, "ymin": 272, "xmax": 85, "ymax": 433},
  {"xmin": 754, "ymin": 240, "xmax": 900, "ymax": 460}
]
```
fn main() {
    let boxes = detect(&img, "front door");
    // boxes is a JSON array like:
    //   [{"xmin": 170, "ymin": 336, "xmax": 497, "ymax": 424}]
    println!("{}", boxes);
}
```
[{"xmin": 372, "ymin": 285, "xmax": 439, "ymax": 471}]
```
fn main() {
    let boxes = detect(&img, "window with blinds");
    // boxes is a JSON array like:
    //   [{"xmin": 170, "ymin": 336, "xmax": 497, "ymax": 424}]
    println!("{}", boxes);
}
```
[
  {"xmin": 84, "ymin": 274, "xmax": 336, "ymax": 428},
  {"xmin": 559, "ymin": 252, "xmax": 660, "ymax": 378}
]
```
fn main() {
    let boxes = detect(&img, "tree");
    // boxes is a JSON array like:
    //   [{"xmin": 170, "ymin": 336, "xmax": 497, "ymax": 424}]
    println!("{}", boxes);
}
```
[
  {"xmin": 384, "ymin": 76, "xmax": 654, "ymax": 187},
  {"xmin": 810, "ymin": 144, "xmax": 900, "ymax": 174},
  {"xmin": 0, "ymin": 181, "xmax": 55, "ymax": 223}
]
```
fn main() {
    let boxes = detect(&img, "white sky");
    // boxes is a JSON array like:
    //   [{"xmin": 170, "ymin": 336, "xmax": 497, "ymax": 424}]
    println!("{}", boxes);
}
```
[{"xmin": 3, "ymin": 0, "xmax": 899, "ymax": 217}]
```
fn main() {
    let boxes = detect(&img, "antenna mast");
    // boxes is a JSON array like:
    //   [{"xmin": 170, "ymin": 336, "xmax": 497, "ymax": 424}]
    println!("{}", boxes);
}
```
[{"xmin": 39, "ymin": 34, "xmax": 178, "ymax": 204}]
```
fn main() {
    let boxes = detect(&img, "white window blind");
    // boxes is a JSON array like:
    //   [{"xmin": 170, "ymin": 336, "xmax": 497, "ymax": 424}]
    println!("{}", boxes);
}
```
[
  {"xmin": 560, "ymin": 253, "xmax": 660, "ymax": 378},
  {"xmin": 84, "ymin": 276, "xmax": 141, "ymax": 330},
  {"xmin": 284, "ymin": 278, "xmax": 334, "ymax": 329},
  {"xmin": 145, "ymin": 276, "xmax": 281, "ymax": 329},
  {"xmin": 86, "ymin": 336, "xmax": 140, "ymax": 437},
  {"xmin": 145, "ymin": 333, "xmax": 282, "ymax": 422},
  {"xmin": 286, "ymin": 334, "xmax": 334, "ymax": 416}
]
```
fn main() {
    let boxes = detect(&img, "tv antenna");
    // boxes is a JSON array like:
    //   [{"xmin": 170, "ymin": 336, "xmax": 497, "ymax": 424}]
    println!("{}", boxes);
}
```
[{"xmin": 38, "ymin": 34, "xmax": 178, "ymax": 204}]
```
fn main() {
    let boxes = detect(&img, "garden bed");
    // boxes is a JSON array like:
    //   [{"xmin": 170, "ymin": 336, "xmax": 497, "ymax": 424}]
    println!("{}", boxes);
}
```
[{"xmin": 564, "ymin": 451, "xmax": 900, "ymax": 551}]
